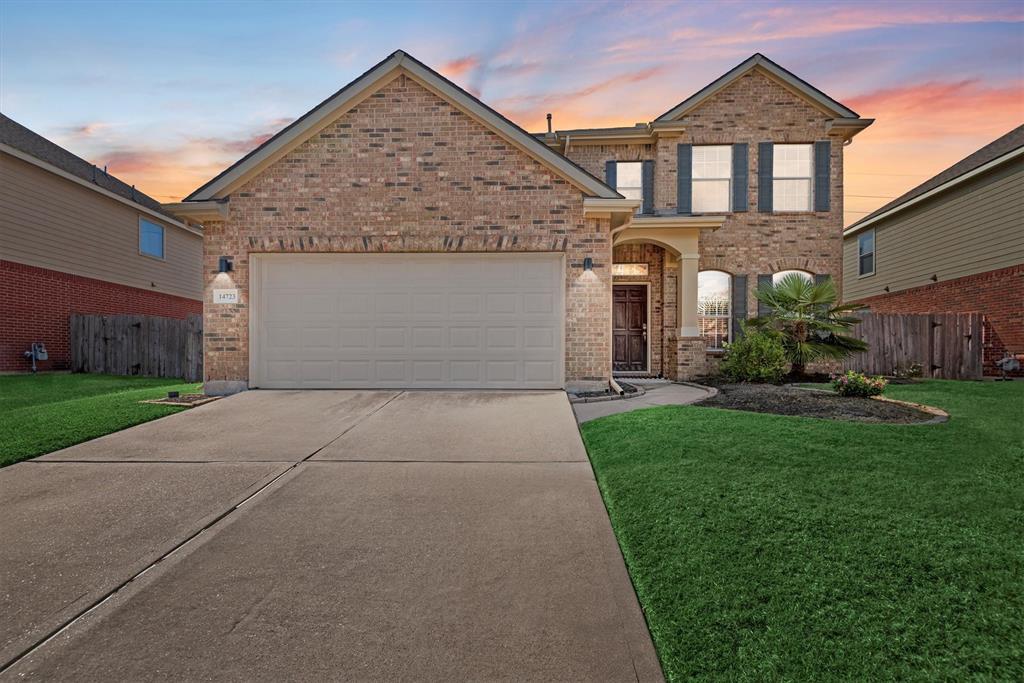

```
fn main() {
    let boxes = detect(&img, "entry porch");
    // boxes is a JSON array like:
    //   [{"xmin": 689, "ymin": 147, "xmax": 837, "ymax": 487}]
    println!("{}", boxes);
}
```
[{"xmin": 610, "ymin": 215, "xmax": 726, "ymax": 381}]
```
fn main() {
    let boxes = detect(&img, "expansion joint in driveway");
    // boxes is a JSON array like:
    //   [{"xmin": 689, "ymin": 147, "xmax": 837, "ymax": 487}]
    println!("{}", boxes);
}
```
[{"xmin": 0, "ymin": 391, "xmax": 404, "ymax": 675}]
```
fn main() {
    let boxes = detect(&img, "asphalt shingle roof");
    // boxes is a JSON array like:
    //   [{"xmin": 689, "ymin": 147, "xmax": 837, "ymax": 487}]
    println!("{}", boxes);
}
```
[
  {"xmin": 848, "ymin": 124, "xmax": 1024, "ymax": 230},
  {"xmin": 0, "ymin": 113, "xmax": 176, "ymax": 220}
]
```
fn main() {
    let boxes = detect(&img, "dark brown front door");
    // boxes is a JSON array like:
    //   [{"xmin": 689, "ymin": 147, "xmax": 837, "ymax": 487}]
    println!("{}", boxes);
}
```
[{"xmin": 613, "ymin": 285, "xmax": 648, "ymax": 372}]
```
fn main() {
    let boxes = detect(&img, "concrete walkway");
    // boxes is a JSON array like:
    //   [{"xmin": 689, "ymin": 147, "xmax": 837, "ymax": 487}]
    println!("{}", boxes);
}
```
[
  {"xmin": 573, "ymin": 383, "xmax": 713, "ymax": 423},
  {"xmin": 1, "ymin": 390, "xmax": 662, "ymax": 682}
]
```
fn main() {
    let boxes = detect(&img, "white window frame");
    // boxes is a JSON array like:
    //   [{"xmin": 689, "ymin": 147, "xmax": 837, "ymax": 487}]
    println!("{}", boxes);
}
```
[
  {"xmin": 691, "ymin": 145, "xmax": 732, "ymax": 214},
  {"xmin": 858, "ymin": 229, "xmax": 875, "ymax": 277},
  {"xmin": 773, "ymin": 144, "xmax": 814, "ymax": 212},
  {"xmin": 138, "ymin": 217, "xmax": 165, "ymax": 260},
  {"xmin": 772, "ymin": 269, "xmax": 813, "ymax": 285},
  {"xmin": 615, "ymin": 161, "xmax": 643, "ymax": 214},
  {"xmin": 698, "ymin": 270, "xmax": 732, "ymax": 351}
]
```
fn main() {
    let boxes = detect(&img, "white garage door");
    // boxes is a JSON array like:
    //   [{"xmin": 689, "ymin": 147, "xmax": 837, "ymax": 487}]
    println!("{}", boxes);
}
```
[{"xmin": 251, "ymin": 253, "xmax": 565, "ymax": 389}]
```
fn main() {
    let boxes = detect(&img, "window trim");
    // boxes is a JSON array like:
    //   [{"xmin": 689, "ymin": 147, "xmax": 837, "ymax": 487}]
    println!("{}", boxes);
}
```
[
  {"xmin": 857, "ymin": 228, "xmax": 876, "ymax": 278},
  {"xmin": 772, "ymin": 269, "xmax": 813, "ymax": 285},
  {"xmin": 691, "ymin": 144, "xmax": 732, "ymax": 214},
  {"xmin": 772, "ymin": 143, "xmax": 814, "ymax": 213},
  {"xmin": 697, "ymin": 269, "xmax": 732, "ymax": 351},
  {"xmin": 138, "ymin": 216, "xmax": 166, "ymax": 261}
]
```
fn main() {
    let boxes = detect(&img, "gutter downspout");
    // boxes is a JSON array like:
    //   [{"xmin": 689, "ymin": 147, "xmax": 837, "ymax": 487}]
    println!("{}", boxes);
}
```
[{"xmin": 609, "ymin": 376, "xmax": 626, "ymax": 396}]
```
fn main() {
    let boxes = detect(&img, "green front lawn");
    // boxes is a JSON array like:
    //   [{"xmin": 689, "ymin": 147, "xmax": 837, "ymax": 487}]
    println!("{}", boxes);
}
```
[
  {"xmin": 0, "ymin": 373, "xmax": 200, "ymax": 467},
  {"xmin": 582, "ymin": 380, "xmax": 1023, "ymax": 681}
]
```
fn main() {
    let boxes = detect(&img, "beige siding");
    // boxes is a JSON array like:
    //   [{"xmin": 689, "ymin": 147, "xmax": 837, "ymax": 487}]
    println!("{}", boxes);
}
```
[
  {"xmin": 843, "ymin": 158, "xmax": 1024, "ymax": 301},
  {"xmin": 0, "ymin": 152, "xmax": 202, "ymax": 300}
]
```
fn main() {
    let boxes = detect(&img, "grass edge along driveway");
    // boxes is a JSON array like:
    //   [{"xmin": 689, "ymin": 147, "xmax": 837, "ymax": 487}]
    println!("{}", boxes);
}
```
[
  {"xmin": 1, "ymin": 374, "xmax": 200, "ymax": 467},
  {"xmin": 582, "ymin": 380, "xmax": 1024, "ymax": 681}
]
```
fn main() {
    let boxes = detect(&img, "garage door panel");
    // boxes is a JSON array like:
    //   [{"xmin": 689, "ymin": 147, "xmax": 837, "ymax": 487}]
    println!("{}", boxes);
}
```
[
  {"xmin": 449, "ymin": 327, "xmax": 481, "ymax": 349},
  {"xmin": 412, "ymin": 327, "xmax": 444, "ymax": 349},
  {"xmin": 254, "ymin": 254, "xmax": 564, "ymax": 389},
  {"xmin": 337, "ymin": 328, "xmax": 370, "ymax": 349},
  {"xmin": 450, "ymin": 293, "xmax": 482, "ymax": 315},
  {"xmin": 525, "ymin": 361, "xmax": 558, "ymax": 383},
  {"xmin": 340, "ymin": 293, "xmax": 371, "ymax": 314},
  {"xmin": 524, "ymin": 326, "xmax": 557, "ymax": 350}
]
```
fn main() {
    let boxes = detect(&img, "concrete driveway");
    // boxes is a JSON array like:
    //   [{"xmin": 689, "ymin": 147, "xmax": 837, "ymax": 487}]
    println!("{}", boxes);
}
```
[{"xmin": 0, "ymin": 390, "xmax": 662, "ymax": 681}]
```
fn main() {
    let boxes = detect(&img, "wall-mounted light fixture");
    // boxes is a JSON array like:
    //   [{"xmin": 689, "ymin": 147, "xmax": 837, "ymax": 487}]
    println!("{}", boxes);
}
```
[
  {"xmin": 218, "ymin": 256, "xmax": 234, "ymax": 273},
  {"xmin": 583, "ymin": 257, "xmax": 593, "ymax": 272}
]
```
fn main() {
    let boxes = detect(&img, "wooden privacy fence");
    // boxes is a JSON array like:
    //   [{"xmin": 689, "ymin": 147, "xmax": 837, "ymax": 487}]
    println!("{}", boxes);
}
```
[
  {"xmin": 70, "ymin": 314, "xmax": 203, "ymax": 382},
  {"xmin": 842, "ymin": 312, "xmax": 982, "ymax": 380}
]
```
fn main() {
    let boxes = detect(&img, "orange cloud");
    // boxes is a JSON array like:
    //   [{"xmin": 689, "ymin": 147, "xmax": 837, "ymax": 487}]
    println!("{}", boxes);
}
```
[
  {"xmin": 79, "ymin": 118, "xmax": 297, "ymax": 202},
  {"xmin": 843, "ymin": 77, "xmax": 1023, "ymax": 225},
  {"xmin": 439, "ymin": 55, "xmax": 479, "ymax": 78},
  {"xmin": 848, "ymin": 79, "xmax": 1024, "ymax": 139},
  {"xmin": 493, "ymin": 66, "xmax": 667, "ymax": 127}
]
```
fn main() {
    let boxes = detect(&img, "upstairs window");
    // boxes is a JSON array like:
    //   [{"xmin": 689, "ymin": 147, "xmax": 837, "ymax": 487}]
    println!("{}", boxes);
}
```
[
  {"xmin": 698, "ymin": 270, "xmax": 731, "ymax": 350},
  {"xmin": 858, "ymin": 230, "xmax": 875, "ymax": 276},
  {"xmin": 139, "ymin": 218, "xmax": 165, "ymax": 259},
  {"xmin": 615, "ymin": 161, "xmax": 643, "ymax": 213},
  {"xmin": 773, "ymin": 144, "xmax": 813, "ymax": 211},
  {"xmin": 692, "ymin": 145, "xmax": 731, "ymax": 213}
]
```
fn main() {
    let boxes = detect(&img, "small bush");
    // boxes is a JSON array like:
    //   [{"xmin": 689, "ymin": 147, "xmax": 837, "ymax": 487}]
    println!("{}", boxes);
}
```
[
  {"xmin": 720, "ymin": 331, "xmax": 788, "ymax": 383},
  {"xmin": 831, "ymin": 370, "xmax": 887, "ymax": 397},
  {"xmin": 892, "ymin": 362, "xmax": 923, "ymax": 379}
]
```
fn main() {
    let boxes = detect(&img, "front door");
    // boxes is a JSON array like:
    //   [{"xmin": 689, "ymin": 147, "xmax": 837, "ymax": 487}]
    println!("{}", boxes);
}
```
[{"xmin": 613, "ymin": 285, "xmax": 647, "ymax": 372}]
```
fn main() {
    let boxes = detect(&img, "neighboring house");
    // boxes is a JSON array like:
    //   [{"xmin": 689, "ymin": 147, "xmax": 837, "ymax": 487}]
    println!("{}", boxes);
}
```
[
  {"xmin": 0, "ymin": 115, "xmax": 203, "ymax": 372},
  {"xmin": 165, "ymin": 51, "xmax": 871, "ymax": 394},
  {"xmin": 843, "ymin": 126, "xmax": 1024, "ymax": 376}
]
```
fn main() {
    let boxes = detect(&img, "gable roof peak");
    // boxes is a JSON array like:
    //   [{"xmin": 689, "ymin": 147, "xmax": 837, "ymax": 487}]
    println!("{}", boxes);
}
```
[
  {"xmin": 185, "ymin": 50, "xmax": 619, "ymax": 201},
  {"xmin": 656, "ymin": 52, "xmax": 859, "ymax": 122}
]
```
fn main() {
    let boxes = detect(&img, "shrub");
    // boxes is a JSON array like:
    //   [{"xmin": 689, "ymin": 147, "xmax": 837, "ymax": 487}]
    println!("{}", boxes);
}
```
[
  {"xmin": 720, "ymin": 331, "xmax": 788, "ymax": 383},
  {"xmin": 748, "ymin": 273, "xmax": 868, "ymax": 375},
  {"xmin": 831, "ymin": 370, "xmax": 887, "ymax": 397},
  {"xmin": 892, "ymin": 362, "xmax": 923, "ymax": 379}
]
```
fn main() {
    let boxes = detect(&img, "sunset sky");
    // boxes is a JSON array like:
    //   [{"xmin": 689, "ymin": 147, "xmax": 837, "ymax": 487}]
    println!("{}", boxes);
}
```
[{"xmin": 1, "ymin": 0, "xmax": 1021, "ymax": 226}]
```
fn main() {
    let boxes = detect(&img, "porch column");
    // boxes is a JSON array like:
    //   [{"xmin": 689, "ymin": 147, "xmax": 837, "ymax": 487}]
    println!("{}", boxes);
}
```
[{"xmin": 678, "ymin": 252, "xmax": 699, "ymax": 337}]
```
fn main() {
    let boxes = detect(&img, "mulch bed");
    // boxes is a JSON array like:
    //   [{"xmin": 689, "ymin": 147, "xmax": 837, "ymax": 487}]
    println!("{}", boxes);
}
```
[
  {"xmin": 571, "ymin": 381, "xmax": 640, "ymax": 400},
  {"xmin": 696, "ymin": 381, "xmax": 935, "ymax": 424},
  {"xmin": 140, "ymin": 394, "xmax": 220, "ymax": 408}
]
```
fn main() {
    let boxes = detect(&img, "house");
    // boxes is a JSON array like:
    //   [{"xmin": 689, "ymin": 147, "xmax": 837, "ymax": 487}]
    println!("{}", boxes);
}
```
[
  {"xmin": 842, "ymin": 126, "xmax": 1024, "ymax": 376},
  {"xmin": 0, "ymin": 115, "xmax": 203, "ymax": 372},
  {"xmin": 165, "ymin": 51, "xmax": 872, "ymax": 395}
]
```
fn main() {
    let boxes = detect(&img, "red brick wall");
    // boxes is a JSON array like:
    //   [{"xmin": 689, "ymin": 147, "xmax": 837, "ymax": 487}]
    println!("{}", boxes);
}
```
[
  {"xmin": 850, "ymin": 264, "xmax": 1024, "ymax": 376},
  {"xmin": 1, "ymin": 260, "xmax": 202, "ymax": 372}
]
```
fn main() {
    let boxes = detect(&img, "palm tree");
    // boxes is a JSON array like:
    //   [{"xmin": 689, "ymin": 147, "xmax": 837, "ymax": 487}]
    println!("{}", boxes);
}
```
[{"xmin": 747, "ymin": 274, "xmax": 868, "ymax": 376}]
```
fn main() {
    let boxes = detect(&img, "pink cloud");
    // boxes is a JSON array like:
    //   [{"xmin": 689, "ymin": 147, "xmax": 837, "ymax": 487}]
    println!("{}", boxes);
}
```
[
  {"xmin": 493, "ymin": 66, "xmax": 667, "ymax": 124},
  {"xmin": 439, "ymin": 55, "xmax": 479, "ymax": 78},
  {"xmin": 848, "ymin": 78, "xmax": 1024, "ymax": 139}
]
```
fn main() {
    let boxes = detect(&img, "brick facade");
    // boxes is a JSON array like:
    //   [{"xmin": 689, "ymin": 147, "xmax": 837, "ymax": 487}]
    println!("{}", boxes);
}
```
[
  {"xmin": 203, "ymin": 74, "xmax": 612, "ymax": 391},
  {"xmin": 850, "ymin": 264, "xmax": 1024, "ymax": 376},
  {"xmin": 1, "ymin": 259, "xmax": 202, "ymax": 372},
  {"xmin": 569, "ymin": 70, "xmax": 846, "ymax": 375}
]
